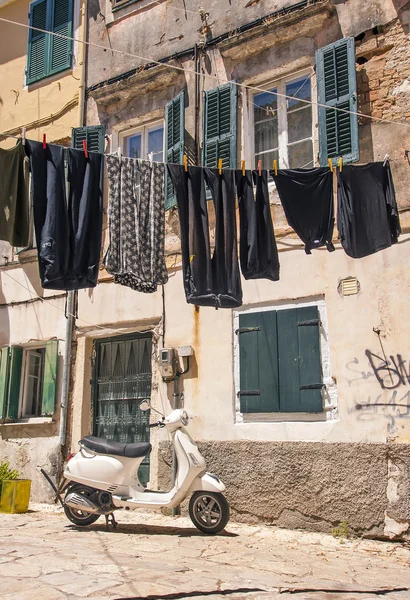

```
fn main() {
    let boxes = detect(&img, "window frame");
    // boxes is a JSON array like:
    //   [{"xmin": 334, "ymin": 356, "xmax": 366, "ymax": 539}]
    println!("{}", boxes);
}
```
[
  {"xmin": 120, "ymin": 120, "xmax": 165, "ymax": 162},
  {"xmin": 246, "ymin": 69, "xmax": 317, "ymax": 174},
  {"xmin": 233, "ymin": 298, "xmax": 337, "ymax": 424},
  {"xmin": 19, "ymin": 346, "xmax": 46, "ymax": 419}
]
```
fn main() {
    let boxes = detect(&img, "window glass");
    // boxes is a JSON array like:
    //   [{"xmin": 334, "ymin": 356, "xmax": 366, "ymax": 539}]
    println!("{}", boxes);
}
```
[
  {"xmin": 128, "ymin": 133, "xmax": 142, "ymax": 159},
  {"xmin": 286, "ymin": 77, "xmax": 314, "ymax": 168},
  {"xmin": 253, "ymin": 90, "xmax": 278, "ymax": 168},
  {"xmin": 148, "ymin": 126, "xmax": 164, "ymax": 162},
  {"xmin": 23, "ymin": 348, "xmax": 45, "ymax": 417}
]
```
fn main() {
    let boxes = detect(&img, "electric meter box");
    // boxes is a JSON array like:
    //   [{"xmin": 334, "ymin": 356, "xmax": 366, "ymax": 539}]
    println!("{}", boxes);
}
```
[{"xmin": 158, "ymin": 348, "xmax": 176, "ymax": 381}]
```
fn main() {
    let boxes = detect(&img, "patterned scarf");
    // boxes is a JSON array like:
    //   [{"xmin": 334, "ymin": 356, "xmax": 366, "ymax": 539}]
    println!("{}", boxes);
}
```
[{"xmin": 104, "ymin": 156, "xmax": 168, "ymax": 293}]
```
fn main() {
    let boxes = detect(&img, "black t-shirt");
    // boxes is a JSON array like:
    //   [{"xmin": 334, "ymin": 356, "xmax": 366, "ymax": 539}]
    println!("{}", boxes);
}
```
[{"xmin": 337, "ymin": 162, "xmax": 400, "ymax": 259}]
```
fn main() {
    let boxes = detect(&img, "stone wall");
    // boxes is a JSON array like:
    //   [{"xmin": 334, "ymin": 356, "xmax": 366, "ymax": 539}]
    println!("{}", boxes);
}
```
[{"xmin": 159, "ymin": 440, "xmax": 410, "ymax": 539}]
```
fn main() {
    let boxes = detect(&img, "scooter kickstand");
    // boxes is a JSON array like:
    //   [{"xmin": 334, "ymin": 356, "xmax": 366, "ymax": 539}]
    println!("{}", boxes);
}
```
[{"xmin": 105, "ymin": 513, "xmax": 118, "ymax": 530}]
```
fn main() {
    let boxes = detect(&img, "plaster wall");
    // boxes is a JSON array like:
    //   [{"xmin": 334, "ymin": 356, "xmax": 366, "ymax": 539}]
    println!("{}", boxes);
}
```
[{"xmin": 0, "ymin": 0, "xmax": 85, "ymax": 146}]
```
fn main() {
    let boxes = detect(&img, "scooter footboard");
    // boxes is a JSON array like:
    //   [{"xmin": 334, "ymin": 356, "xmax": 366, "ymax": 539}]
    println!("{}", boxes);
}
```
[{"xmin": 187, "ymin": 472, "xmax": 226, "ymax": 495}]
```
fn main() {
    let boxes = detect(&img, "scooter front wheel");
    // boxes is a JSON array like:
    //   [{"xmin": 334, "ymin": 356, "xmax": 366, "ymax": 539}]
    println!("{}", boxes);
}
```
[{"xmin": 189, "ymin": 491, "xmax": 230, "ymax": 534}]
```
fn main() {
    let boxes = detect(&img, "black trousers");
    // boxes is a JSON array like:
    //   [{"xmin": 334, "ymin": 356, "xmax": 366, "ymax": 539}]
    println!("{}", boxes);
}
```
[
  {"xmin": 236, "ymin": 170, "xmax": 280, "ymax": 281},
  {"xmin": 168, "ymin": 164, "xmax": 242, "ymax": 308},
  {"xmin": 27, "ymin": 141, "xmax": 103, "ymax": 290}
]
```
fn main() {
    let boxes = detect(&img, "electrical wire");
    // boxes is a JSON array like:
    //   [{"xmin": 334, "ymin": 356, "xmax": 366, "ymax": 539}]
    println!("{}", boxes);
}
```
[
  {"xmin": 1, "ymin": 269, "xmax": 162, "ymax": 339},
  {"xmin": 0, "ymin": 16, "xmax": 410, "ymax": 130}
]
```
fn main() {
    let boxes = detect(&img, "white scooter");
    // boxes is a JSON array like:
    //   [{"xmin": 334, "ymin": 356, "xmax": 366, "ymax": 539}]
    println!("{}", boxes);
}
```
[{"xmin": 61, "ymin": 400, "xmax": 229, "ymax": 534}]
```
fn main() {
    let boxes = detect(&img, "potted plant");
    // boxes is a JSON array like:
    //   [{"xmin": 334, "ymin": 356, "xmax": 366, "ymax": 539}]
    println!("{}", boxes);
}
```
[{"xmin": 0, "ymin": 461, "xmax": 31, "ymax": 514}]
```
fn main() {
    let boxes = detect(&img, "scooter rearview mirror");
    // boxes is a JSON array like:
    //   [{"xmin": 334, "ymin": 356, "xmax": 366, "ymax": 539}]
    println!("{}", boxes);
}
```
[{"xmin": 139, "ymin": 400, "xmax": 151, "ymax": 411}]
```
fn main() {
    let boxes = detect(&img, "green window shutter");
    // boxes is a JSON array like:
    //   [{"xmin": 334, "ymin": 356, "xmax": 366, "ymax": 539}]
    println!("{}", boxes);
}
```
[
  {"xmin": 27, "ymin": 0, "xmax": 48, "ymax": 84},
  {"xmin": 238, "ymin": 311, "xmax": 279, "ymax": 413},
  {"xmin": 316, "ymin": 37, "xmax": 359, "ymax": 166},
  {"xmin": 165, "ymin": 91, "xmax": 185, "ymax": 210},
  {"xmin": 202, "ymin": 83, "xmax": 237, "ymax": 169},
  {"xmin": 277, "ymin": 306, "xmax": 323, "ymax": 413},
  {"xmin": 72, "ymin": 126, "xmax": 105, "ymax": 152},
  {"xmin": 49, "ymin": 0, "xmax": 73, "ymax": 76},
  {"xmin": 41, "ymin": 339, "xmax": 58, "ymax": 416},
  {"xmin": 0, "ymin": 347, "xmax": 10, "ymax": 419},
  {"xmin": 7, "ymin": 346, "xmax": 23, "ymax": 420}
]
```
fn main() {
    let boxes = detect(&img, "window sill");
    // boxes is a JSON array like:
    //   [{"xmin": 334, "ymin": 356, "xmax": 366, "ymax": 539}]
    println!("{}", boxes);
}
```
[
  {"xmin": 0, "ymin": 417, "xmax": 54, "ymax": 426},
  {"xmin": 17, "ymin": 248, "xmax": 37, "ymax": 264},
  {"xmin": 239, "ymin": 412, "xmax": 328, "ymax": 423}
]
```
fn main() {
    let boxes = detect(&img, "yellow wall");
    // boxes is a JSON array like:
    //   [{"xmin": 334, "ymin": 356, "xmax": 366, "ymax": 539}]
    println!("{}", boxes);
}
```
[{"xmin": 0, "ymin": 0, "xmax": 84, "ymax": 148}]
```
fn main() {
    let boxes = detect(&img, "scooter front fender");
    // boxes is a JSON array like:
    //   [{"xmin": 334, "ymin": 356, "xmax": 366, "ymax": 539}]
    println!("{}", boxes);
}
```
[{"xmin": 187, "ymin": 472, "xmax": 226, "ymax": 495}]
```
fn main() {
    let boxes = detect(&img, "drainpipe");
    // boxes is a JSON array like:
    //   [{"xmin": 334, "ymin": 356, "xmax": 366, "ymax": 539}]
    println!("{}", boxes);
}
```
[
  {"xmin": 59, "ymin": 291, "xmax": 76, "ymax": 446},
  {"xmin": 172, "ymin": 373, "xmax": 180, "ymax": 516},
  {"xmin": 59, "ymin": 0, "xmax": 87, "ymax": 448},
  {"xmin": 194, "ymin": 43, "xmax": 202, "ymax": 164}
]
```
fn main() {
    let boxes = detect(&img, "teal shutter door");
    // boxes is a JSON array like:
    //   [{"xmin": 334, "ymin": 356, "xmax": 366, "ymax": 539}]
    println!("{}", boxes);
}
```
[
  {"xmin": 165, "ymin": 91, "xmax": 185, "ymax": 210},
  {"xmin": 316, "ymin": 37, "xmax": 359, "ymax": 166},
  {"xmin": 72, "ymin": 126, "xmax": 105, "ymax": 152},
  {"xmin": 202, "ymin": 83, "xmax": 237, "ymax": 169},
  {"xmin": 277, "ymin": 306, "xmax": 323, "ymax": 413},
  {"xmin": 41, "ymin": 339, "xmax": 58, "ymax": 416},
  {"xmin": 238, "ymin": 311, "xmax": 279, "ymax": 413},
  {"xmin": 0, "ymin": 348, "xmax": 10, "ymax": 419},
  {"xmin": 27, "ymin": 0, "xmax": 48, "ymax": 84},
  {"xmin": 7, "ymin": 346, "xmax": 23, "ymax": 420},
  {"xmin": 49, "ymin": 0, "xmax": 73, "ymax": 75}
]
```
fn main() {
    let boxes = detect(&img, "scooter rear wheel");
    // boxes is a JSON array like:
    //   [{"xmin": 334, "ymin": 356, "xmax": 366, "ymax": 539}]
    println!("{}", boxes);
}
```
[
  {"xmin": 189, "ymin": 491, "xmax": 230, "ymax": 534},
  {"xmin": 64, "ymin": 484, "xmax": 100, "ymax": 527}
]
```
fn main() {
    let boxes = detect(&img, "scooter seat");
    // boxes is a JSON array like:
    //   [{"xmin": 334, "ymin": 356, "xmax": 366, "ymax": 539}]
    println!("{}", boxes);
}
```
[{"xmin": 80, "ymin": 436, "xmax": 152, "ymax": 458}]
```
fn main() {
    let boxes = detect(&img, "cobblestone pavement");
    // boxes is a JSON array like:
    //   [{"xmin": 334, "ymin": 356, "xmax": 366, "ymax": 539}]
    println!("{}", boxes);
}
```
[{"xmin": 1, "ymin": 504, "xmax": 410, "ymax": 600}]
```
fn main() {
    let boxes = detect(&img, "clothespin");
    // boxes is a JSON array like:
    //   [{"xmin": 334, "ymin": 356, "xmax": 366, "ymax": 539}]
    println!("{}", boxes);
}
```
[
  {"xmin": 273, "ymin": 159, "xmax": 278, "ymax": 177},
  {"xmin": 258, "ymin": 159, "xmax": 262, "ymax": 176},
  {"xmin": 82, "ymin": 139, "xmax": 88, "ymax": 159},
  {"xmin": 21, "ymin": 127, "xmax": 26, "ymax": 146},
  {"xmin": 42, "ymin": 133, "xmax": 47, "ymax": 149},
  {"xmin": 117, "ymin": 146, "xmax": 122, "ymax": 159},
  {"xmin": 183, "ymin": 154, "xmax": 188, "ymax": 172},
  {"xmin": 241, "ymin": 160, "xmax": 245, "ymax": 176},
  {"xmin": 328, "ymin": 158, "xmax": 333, "ymax": 172},
  {"xmin": 148, "ymin": 152, "xmax": 154, "ymax": 165},
  {"xmin": 383, "ymin": 154, "xmax": 389, "ymax": 166},
  {"xmin": 218, "ymin": 158, "xmax": 223, "ymax": 175},
  {"xmin": 338, "ymin": 157, "xmax": 343, "ymax": 172}
]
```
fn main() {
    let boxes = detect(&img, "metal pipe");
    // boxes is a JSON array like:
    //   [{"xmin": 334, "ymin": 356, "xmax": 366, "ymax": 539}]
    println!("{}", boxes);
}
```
[
  {"xmin": 194, "ymin": 44, "xmax": 201, "ymax": 164},
  {"xmin": 172, "ymin": 373, "xmax": 180, "ymax": 516},
  {"xmin": 59, "ymin": 290, "xmax": 76, "ymax": 446}
]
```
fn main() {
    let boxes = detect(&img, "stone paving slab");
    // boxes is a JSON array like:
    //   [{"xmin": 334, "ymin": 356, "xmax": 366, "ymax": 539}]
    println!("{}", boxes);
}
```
[{"xmin": 0, "ymin": 504, "xmax": 409, "ymax": 600}]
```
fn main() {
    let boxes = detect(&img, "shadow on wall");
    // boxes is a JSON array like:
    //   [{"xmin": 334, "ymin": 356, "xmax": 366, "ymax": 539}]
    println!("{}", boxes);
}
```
[
  {"xmin": 0, "ymin": 4, "xmax": 29, "ymax": 67},
  {"xmin": 0, "ymin": 242, "xmax": 11, "ymax": 345},
  {"xmin": 393, "ymin": 0, "xmax": 410, "ymax": 34}
]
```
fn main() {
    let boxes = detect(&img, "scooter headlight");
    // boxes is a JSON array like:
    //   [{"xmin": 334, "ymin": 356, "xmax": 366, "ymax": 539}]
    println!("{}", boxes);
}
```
[{"xmin": 180, "ymin": 410, "xmax": 189, "ymax": 426}]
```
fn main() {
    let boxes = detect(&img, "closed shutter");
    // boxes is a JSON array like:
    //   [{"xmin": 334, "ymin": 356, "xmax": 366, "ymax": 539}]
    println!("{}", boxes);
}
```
[
  {"xmin": 202, "ymin": 83, "xmax": 237, "ymax": 169},
  {"xmin": 41, "ymin": 339, "xmax": 58, "ymax": 416},
  {"xmin": 277, "ymin": 306, "xmax": 323, "ymax": 413},
  {"xmin": 0, "ymin": 348, "xmax": 10, "ymax": 419},
  {"xmin": 238, "ymin": 311, "xmax": 279, "ymax": 413},
  {"xmin": 7, "ymin": 346, "xmax": 23, "ymax": 420},
  {"xmin": 165, "ymin": 91, "xmax": 185, "ymax": 210},
  {"xmin": 27, "ymin": 0, "xmax": 48, "ymax": 84},
  {"xmin": 72, "ymin": 126, "xmax": 105, "ymax": 153},
  {"xmin": 49, "ymin": 0, "xmax": 73, "ymax": 75},
  {"xmin": 316, "ymin": 37, "xmax": 359, "ymax": 166}
]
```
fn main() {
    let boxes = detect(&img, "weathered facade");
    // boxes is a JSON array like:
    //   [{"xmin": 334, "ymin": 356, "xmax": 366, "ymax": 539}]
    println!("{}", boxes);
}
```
[{"xmin": 0, "ymin": 0, "xmax": 86, "ymax": 499}]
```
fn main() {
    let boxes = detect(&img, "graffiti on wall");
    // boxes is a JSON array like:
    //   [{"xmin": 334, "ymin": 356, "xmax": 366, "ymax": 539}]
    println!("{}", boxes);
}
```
[{"xmin": 346, "ymin": 349, "xmax": 410, "ymax": 435}]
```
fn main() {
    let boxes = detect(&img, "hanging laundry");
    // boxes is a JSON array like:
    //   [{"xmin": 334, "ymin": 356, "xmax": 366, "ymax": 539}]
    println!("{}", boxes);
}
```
[
  {"xmin": 272, "ymin": 167, "xmax": 335, "ymax": 254},
  {"xmin": 104, "ymin": 156, "xmax": 168, "ymax": 293},
  {"xmin": 235, "ymin": 169, "xmax": 279, "ymax": 280},
  {"xmin": 26, "ymin": 141, "xmax": 103, "ymax": 290},
  {"xmin": 337, "ymin": 161, "xmax": 400, "ymax": 259},
  {"xmin": 0, "ymin": 140, "xmax": 30, "ymax": 247},
  {"xmin": 168, "ymin": 164, "xmax": 242, "ymax": 308}
]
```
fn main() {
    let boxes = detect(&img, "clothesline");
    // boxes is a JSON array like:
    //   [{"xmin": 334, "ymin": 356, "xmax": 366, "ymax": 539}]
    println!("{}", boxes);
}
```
[{"xmin": 1, "ymin": 16, "xmax": 410, "ymax": 130}]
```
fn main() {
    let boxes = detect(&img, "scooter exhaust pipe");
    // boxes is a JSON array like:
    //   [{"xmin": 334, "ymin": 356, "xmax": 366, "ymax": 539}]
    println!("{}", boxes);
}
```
[{"xmin": 65, "ymin": 492, "xmax": 101, "ymax": 515}]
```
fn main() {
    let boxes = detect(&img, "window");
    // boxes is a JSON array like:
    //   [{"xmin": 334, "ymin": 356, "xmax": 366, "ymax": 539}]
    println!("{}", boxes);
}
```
[
  {"xmin": 252, "ymin": 74, "xmax": 314, "ymax": 170},
  {"xmin": 203, "ymin": 83, "xmax": 237, "ymax": 169},
  {"xmin": 316, "ymin": 37, "xmax": 359, "ymax": 166},
  {"xmin": 165, "ymin": 91, "xmax": 185, "ymax": 210},
  {"xmin": 236, "ymin": 305, "xmax": 324, "ymax": 415},
  {"xmin": 123, "ymin": 122, "xmax": 164, "ymax": 162},
  {"xmin": 72, "ymin": 126, "xmax": 106, "ymax": 153},
  {"xmin": 0, "ymin": 340, "xmax": 58, "ymax": 421},
  {"xmin": 27, "ymin": 0, "xmax": 73, "ymax": 85}
]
